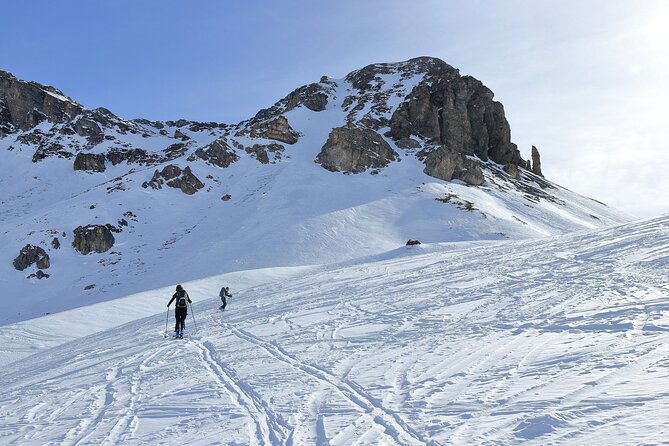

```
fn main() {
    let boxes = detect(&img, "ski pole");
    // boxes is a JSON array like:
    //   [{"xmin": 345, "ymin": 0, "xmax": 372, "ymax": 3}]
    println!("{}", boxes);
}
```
[
  {"xmin": 189, "ymin": 301, "xmax": 198, "ymax": 331},
  {"xmin": 164, "ymin": 307, "xmax": 170, "ymax": 338}
]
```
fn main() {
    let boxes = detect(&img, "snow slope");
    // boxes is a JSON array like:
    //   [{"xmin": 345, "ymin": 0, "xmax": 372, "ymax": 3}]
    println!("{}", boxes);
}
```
[
  {"xmin": 2, "ymin": 215, "xmax": 668, "ymax": 445},
  {"xmin": 0, "ymin": 74, "xmax": 631, "ymax": 324}
]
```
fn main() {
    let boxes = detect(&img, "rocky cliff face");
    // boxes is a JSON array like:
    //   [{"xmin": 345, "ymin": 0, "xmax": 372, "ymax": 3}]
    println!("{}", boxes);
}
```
[
  {"xmin": 0, "ymin": 70, "xmax": 82, "ymax": 135},
  {"xmin": 1, "ymin": 57, "xmax": 532, "ymax": 182},
  {"xmin": 316, "ymin": 126, "xmax": 398, "ymax": 173}
]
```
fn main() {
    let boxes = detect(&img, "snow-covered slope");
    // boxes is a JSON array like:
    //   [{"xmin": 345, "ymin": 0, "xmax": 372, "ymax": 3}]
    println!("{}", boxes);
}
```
[
  {"xmin": 0, "ymin": 58, "xmax": 631, "ymax": 324},
  {"xmin": 1, "ymin": 215, "xmax": 667, "ymax": 445}
]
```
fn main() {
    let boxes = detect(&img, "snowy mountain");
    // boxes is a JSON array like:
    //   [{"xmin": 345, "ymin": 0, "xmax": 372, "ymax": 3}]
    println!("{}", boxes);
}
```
[
  {"xmin": 0, "ymin": 58, "xmax": 631, "ymax": 324},
  {"xmin": 1, "ymin": 214, "xmax": 668, "ymax": 445}
]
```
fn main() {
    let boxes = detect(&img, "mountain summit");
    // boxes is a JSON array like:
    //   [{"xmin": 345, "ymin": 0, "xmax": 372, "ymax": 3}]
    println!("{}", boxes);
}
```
[{"xmin": 0, "ymin": 57, "xmax": 630, "ymax": 323}]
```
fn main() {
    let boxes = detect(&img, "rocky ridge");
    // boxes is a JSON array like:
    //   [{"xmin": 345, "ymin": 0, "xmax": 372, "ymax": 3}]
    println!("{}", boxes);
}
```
[
  {"xmin": 1, "ymin": 58, "xmax": 536, "ymax": 188},
  {"xmin": 2, "ymin": 57, "xmax": 590, "ymax": 291}
]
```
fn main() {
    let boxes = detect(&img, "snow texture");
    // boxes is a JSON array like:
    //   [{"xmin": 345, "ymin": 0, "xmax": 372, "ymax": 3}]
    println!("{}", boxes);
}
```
[
  {"xmin": 1, "ymin": 215, "xmax": 668, "ymax": 445},
  {"xmin": 0, "ymin": 60, "xmax": 656, "ymax": 444}
]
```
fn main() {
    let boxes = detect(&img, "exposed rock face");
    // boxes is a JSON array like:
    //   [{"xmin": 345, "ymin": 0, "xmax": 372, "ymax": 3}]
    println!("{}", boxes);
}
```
[
  {"xmin": 13, "ymin": 244, "xmax": 50, "ymax": 271},
  {"xmin": 386, "ymin": 58, "xmax": 522, "ymax": 167},
  {"xmin": 74, "ymin": 152, "xmax": 106, "ymax": 172},
  {"xmin": 168, "ymin": 166, "xmax": 205, "ymax": 195},
  {"xmin": 316, "ymin": 126, "xmax": 398, "ymax": 173},
  {"xmin": 28, "ymin": 270, "xmax": 49, "ymax": 280},
  {"xmin": 174, "ymin": 129, "xmax": 190, "ymax": 141},
  {"xmin": 406, "ymin": 239, "xmax": 421, "ymax": 246},
  {"xmin": 248, "ymin": 116, "xmax": 300, "ymax": 144},
  {"xmin": 0, "ymin": 70, "xmax": 82, "ymax": 136},
  {"xmin": 163, "ymin": 143, "xmax": 190, "ymax": 160},
  {"xmin": 73, "ymin": 224, "xmax": 116, "ymax": 254},
  {"xmin": 422, "ymin": 146, "xmax": 485, "ymax": 186},
  {"xmin": 504, "ymin": 163, "xmax": 519, "ymax": 179},
  {"xmin": 106, "ymin": 148, "xmax": 158, "ymax": 166},
  {"xmin": 189, "ymin": 138, "xmax": 239, "ymax": 168},
  {"xmin": 142, "ymin": 164, "xmax": 205, "ymax": 195},
  {"xmin": 250, "ymin": 79, "xmax": 336, "ymax": 124},
  {"xmin": 0, "ymin": 99, "xmax": 12, "ymax": 134},
  {"xmin": 32, "ymin": 142, "xmax": 73, "ymax": 162},
  {"xmin": 285, "ymin": 83, "xmax": 329, "ymax": 112},
  {"xmin": 51, "ymin": 237, "xmax": 61, "ymax": 249},
  {"xmin": 531, "ymin": 145, "xmax": 544, "ymax": 177},
  {"xmin": 395, "ymin": 137, "xmax": 422, "ymax": 150},
  {"xmin": 72, "ymin": 113, "xmax": 105, "ymax": 146},
  {"xmin": 245, "ymin": 143, "xmax": 285, "ymax": 164}
]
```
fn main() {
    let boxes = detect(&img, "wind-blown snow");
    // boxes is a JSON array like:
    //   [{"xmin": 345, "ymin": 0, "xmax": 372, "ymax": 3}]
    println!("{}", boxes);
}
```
[{"xmin": 2, "ymin": 215, "xmax": 668, "ymax": 445}]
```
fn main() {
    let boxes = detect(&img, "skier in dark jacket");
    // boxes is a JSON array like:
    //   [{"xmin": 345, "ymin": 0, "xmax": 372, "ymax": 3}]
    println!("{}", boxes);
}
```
[
  {"xmin": 219, "ymin": 286, "xmax": 232, "ymax": 310},
  {"xmin": 167, "ymin": 284, "xmax": 192, "ymax": 337}
]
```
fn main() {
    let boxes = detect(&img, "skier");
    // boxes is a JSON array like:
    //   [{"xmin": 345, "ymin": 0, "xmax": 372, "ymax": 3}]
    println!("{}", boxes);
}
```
[
  {"xmin": 219, "ymin": 286, "xmax": 232, "ymax": 310},
  {"xmin": 167, "ymin": 284, "xmax": 191, "ymax": 338}
]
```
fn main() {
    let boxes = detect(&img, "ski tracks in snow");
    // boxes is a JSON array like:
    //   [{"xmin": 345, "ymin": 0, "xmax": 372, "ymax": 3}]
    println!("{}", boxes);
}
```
[
  {"xmin": 190, "ymin": 338, "xmax": 288, "ymax": 445},
  {"xmin": 63, "ymin": 343, "xmax": 172, "ymax": 446},
  {"xmin": 228, "ymin": 325, "xmax": 429, "ymax": 446}
]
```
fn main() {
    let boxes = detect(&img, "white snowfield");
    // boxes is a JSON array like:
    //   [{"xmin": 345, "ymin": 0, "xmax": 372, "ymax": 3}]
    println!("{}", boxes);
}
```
[{"xmin": 2, "ymin": 215, "xmax": 668, "ymax": 445}]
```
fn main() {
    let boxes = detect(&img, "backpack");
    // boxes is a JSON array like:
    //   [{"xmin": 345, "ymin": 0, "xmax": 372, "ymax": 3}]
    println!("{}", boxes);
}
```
[{"xmin": 176, "ymin": 290, "xmax": 188, "ymax": 308}]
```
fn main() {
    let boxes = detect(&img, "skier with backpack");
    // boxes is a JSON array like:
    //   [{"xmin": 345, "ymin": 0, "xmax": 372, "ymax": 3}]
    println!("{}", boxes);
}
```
[
  {"xmin": 167, "ymin": 284, "xmax": 192, "ymax": 338},
  {"xmin": 219, "ymin": 286, "xmax": 232, "ymax": 310}
]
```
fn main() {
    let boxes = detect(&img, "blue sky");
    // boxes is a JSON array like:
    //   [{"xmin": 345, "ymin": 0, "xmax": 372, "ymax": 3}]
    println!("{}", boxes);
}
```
[{"xmin": 2, "ymin": 1, "xmax": 668, "ymax": 217}]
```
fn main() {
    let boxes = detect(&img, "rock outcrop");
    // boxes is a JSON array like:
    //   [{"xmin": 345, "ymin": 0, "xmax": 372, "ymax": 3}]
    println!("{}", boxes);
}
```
[
  {"xmin": 72, "ymin": 224, "xmax": 116, "ymax": 254},
  {"xmin": 27, "ymin": 270, "xmax": 49, "ymax": 280},
  {"xmin": 106, "ymin": 148, "xmax": 159, "ymax": 166},
  {"xmin": 249, "ymin": 78, "xmax": 336, "ymax": 124},
  {"xmin": 13, "ymin": 244, "xmax": 50, "ymax": 271},
  {"xmin": 504, "ymin": 163, "xmax": 519, "ymax": 179},
  {"xmin": 247, "ymin": 116, "xmax": 300, "ymax": 144},
  {"xmin": 286, "ymin": 83, "xmax": 330, "ymax": 112},
  {"xmin": 384, "ymin": 58, "xmax": 522, "ymax": 168},
  {"xmin": 316, "ymin": 127, "xmax": 398, "ymax": 173},
  {"xmin": 0, "ymin": 70, "xmax": 82, "ymax": 136},
  {"xmin": 531, "ymin": 145, "xmax": 544, "ymax": 177},
  {"xmin": 73, "ymin": 152, "xmax": 106, "ymax": 172},
  {"xmin": 189, "ymin": 138, "xmax": 239, "ymax": 168},
  {"xmin": 142, "ymin": 165, "xmax": 205, "ymax": 195},
  {"xmin": 422, "ymin": 146, "xmax": 485, "ymax": 186},
  {"xmin": 244, "ymin": 143, "xmax": 285, "ymax": 164}
]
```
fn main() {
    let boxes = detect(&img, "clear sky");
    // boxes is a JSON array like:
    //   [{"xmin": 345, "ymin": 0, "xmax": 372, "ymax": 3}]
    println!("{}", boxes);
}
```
[{"xmin": 2, "ymin": 1, "xmax": 668, "ymax": 217}]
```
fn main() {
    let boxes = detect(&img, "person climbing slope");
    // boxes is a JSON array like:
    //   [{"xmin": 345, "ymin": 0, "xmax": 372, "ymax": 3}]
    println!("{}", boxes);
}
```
[
  {"xmin": 219, "ymin": 286, "xmax": 232, "ymax": 310},
  {"xmin": 167, "ymin": 284, "xmax": 192, "ymax": 338}
]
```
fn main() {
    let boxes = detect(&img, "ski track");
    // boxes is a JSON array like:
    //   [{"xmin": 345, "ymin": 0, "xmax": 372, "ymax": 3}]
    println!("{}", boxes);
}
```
[
  {"xmin": 1, "ymin": 216, "xmax": 669, "ymax": 444},
  {"xmin": 229, "ymin": 325, "xmax": 427, "ymax": 446},
  {"xmin": 192, "ymin": 337, "xmax": 287, "ymax": 445}
]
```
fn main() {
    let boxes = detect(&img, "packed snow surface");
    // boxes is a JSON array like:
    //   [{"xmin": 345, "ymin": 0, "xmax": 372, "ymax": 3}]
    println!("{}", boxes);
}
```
[{"xmin": 2, "ymin": 215, "xmax": 668, "ymax": 445}]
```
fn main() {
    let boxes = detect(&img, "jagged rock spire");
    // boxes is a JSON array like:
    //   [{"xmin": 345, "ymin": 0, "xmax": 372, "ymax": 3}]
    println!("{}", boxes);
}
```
[{"xmin": 531, "ymin": 145, "xmax": 544, "ymax": 177}]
